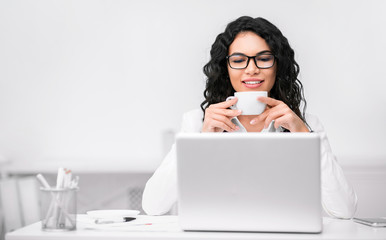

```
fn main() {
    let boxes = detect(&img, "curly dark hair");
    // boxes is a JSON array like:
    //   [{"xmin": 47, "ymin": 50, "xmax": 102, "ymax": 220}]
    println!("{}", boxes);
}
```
[{"xmin": 201, "ymin": 16, "xmax": 307, "ymax": 123}]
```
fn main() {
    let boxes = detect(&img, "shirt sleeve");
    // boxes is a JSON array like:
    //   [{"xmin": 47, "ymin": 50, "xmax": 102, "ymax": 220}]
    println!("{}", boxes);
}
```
[
  {"xmin": 307, "ymin": 114, "xmax": 358, "ymax": 219},
  {"xmin": 142, "ymin": 109, "xmax": 202, "ymax": 215}
]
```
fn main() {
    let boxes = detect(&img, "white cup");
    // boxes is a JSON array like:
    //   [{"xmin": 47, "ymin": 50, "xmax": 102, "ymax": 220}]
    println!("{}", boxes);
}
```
[{"xmin": 226, "ymin": 91, "xmax": 267, "ymax": 115}]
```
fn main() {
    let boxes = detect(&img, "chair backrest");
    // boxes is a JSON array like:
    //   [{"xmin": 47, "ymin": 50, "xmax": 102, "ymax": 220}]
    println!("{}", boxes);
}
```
[{"xmin": 0, "ymin": 176, "xmax": 40, "ymax": 238}]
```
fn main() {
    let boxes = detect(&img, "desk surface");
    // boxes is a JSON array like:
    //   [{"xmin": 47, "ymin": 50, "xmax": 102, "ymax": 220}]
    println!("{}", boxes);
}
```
[{"xmin": 6, "ymin": 215, "xmax": 386, "ymax": 240}]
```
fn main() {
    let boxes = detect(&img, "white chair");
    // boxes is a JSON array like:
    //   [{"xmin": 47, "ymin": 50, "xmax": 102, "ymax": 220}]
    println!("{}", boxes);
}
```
[{"xmin": 0, "ymin": 157, "xmax": 40, "ymax": 239}]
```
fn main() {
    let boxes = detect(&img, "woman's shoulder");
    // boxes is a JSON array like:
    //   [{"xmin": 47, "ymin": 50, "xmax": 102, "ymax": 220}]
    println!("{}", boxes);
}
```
[
  {"xmin": 183, "ymin": 108, "xmax": 203, "ymax": 119},
  {"xmin": 181, "ymin": 108, "xmax": 204, "ymax": 132},
  {"xmin": 304, "ymin": 113, "xmax": 325, "ymax": 132},
  {"xmin": 305, "ymin": 112, "xmax": 318, "ymax": 122}
]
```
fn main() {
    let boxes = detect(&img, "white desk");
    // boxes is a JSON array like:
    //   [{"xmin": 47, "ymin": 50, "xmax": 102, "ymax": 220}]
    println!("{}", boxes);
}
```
[{"xmin": 6, "ymin": 215, "xmax": 386, "ymax": 240}]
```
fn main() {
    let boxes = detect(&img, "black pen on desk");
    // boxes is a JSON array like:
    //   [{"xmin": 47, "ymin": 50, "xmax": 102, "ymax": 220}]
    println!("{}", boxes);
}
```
[{"xmin": 95, "ymin": 217, "xmax": 136, "ymax": 224}]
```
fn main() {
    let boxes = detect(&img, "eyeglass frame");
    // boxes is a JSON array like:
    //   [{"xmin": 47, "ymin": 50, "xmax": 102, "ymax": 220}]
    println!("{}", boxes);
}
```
[{"xmin": 226, "ymin": 51, "xmax": 276, "ymax": 69}]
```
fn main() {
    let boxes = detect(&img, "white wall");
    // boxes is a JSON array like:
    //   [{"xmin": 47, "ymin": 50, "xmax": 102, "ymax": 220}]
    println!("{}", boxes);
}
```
[{"xmin": 0, "ymin": 0, "xmax": 386, "ymax": 168}]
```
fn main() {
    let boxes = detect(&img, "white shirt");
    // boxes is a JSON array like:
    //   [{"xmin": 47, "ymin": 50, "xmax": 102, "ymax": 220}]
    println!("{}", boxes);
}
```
[{"xmin": 142, "ymin": 109, "xmax": 357, "ymax": 219}]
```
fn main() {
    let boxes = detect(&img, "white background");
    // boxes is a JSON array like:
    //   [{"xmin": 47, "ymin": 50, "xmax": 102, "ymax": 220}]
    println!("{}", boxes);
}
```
[{"xmin": 1, "ymin": 0, "xmax": 386, "ymax": 169}]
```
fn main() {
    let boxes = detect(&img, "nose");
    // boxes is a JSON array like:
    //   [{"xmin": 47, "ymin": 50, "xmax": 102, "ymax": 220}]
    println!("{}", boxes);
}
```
[{"xmin": 245, "ymin": 58, "xmax": 260, "ymax": 75}]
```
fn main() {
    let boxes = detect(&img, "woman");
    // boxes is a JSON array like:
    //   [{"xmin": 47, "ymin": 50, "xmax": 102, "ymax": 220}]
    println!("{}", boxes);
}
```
[{"xmin": 142, "ymin": 16, "xmax": 357, "ymax": 219}]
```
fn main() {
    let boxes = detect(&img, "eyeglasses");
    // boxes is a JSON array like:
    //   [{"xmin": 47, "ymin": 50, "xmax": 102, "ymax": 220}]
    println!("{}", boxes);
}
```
[{"xmin": 226, "ymin": 52, "xmax": 276, "ymax": 69}]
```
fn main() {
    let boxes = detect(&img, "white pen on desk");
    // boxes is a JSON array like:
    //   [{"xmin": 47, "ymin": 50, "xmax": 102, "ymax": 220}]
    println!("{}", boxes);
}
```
[
  {"xmin": 36, "ymin": 174, "xmax": 51, "ymax": 189},
  {"xmin": 95, "ymin": 217, "xmax": 136, "ymax": 224}
]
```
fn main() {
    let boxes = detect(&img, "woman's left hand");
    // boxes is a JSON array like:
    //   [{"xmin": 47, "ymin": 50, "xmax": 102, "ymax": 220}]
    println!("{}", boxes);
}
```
[{"xmin": 250, "ymin": 96, "xmax": 310, "ymax": 132}]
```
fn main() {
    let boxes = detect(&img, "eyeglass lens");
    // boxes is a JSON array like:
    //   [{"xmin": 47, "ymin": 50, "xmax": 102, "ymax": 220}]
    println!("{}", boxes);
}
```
[{"xmin": 228, "ymin": 54, "xmax": 274, "ymax": 69}]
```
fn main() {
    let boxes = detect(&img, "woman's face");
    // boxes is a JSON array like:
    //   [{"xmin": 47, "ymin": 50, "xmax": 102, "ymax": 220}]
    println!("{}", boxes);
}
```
[{"xmin": 227, "ymin": 31, "xmax": 277, "ymax": 93}]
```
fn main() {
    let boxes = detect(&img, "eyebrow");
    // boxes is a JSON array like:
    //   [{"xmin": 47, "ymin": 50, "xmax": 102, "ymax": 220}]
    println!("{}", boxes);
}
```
[{"xmin": 229, "ymin": 50, "xmax": 273, "ymax": 56}]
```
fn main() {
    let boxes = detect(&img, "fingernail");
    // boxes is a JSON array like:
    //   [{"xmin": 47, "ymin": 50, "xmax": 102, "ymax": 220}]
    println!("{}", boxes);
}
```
[
  {"xmin": 237, "ymin": 110, "xmax": 242, "ymax": 115},
  {"xmin": 250, "ymin": 119, "xmax": 256, "ymax": 125}
]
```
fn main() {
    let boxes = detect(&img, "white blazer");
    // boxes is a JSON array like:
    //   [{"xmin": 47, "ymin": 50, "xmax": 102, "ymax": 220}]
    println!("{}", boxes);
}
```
[{"xmin": 142, "ymin": 109, "xmax": 358, "ymax": 219}]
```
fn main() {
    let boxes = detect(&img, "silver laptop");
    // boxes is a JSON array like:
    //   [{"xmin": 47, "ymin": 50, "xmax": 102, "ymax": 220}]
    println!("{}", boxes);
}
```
[{"xmin": 176, "ymin": 133, "xmax": 322, "ymax": 233}]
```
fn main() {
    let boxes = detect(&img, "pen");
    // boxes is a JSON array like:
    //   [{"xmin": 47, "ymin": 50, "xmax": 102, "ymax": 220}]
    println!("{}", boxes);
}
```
[
  {"xmin": 56, "ymin": 167, "xmax": 64, "ymax": 189},
  {"xmin": 64, "ymin": 168, "xmax": 72, "ymax": 188},
  {"xmin": 36, "ymin": 174, "xmax": 51, "ymax": 189},
  {"xmin": 70, "ymin": 175, "xmax": 79, "ymax": 188},
  {"xmin": 95, "ymin": 217, "xmax": 136, "ymax": 224}
]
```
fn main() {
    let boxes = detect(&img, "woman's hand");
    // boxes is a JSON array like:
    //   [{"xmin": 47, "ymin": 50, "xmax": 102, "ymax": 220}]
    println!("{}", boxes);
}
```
[
  {"xmin": 250, "ymin": 96, "xmax": 309, "ymax": 132},
  {"xmin": 202, "ymin": 97, "xmax": 242, "ymax": 132}
]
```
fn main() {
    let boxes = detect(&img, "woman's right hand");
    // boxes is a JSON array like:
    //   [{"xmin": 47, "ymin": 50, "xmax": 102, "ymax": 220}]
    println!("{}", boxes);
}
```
[{"xmin": 201, "ymin": 97, "xmax": 242, "ymax": 132}]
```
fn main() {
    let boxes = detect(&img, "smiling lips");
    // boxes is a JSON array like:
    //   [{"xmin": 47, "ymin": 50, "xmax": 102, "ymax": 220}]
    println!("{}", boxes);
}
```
[{"xmin": 242, "ymin": 79, "xmax": 264, "ymax": 89}]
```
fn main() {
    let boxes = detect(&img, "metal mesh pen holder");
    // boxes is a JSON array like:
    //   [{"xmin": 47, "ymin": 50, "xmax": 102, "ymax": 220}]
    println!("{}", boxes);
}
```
[{"xmin": 40, "ymin": 187, "xmax": 78, "ymax": 231}]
